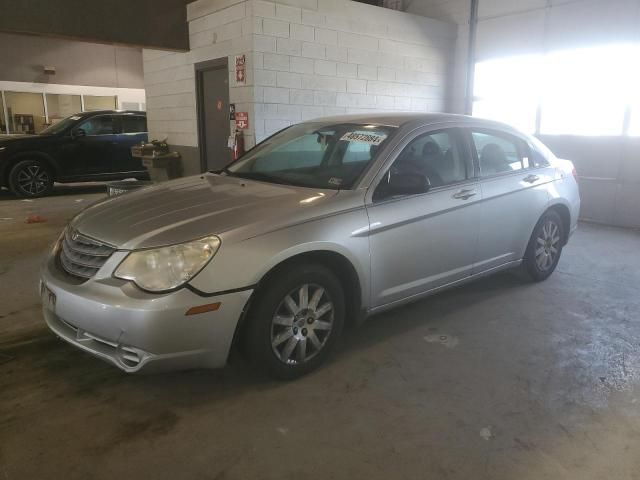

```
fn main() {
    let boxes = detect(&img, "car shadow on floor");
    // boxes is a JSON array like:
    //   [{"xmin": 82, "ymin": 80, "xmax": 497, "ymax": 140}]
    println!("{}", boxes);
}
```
[
  {"xmin": 9, "ymin": 269, "xmax": 533, "ymax": 411},
  {"xmin": 0, "ymin": 183, "xmax": 107, "ymax": 200}
]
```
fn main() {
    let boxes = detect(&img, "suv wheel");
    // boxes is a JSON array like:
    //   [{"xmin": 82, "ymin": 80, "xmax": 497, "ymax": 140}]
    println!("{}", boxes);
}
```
[
  {"xmin": 523, "ymin": 210, "xmax": 564, "ymax": 281},
  {"xmin": 243, "ymin": 264, "xmax": 345, "ymax": 380},
  {"xmin": 9, "ymin": 160, "xmax": 54, "ymax": 198}
]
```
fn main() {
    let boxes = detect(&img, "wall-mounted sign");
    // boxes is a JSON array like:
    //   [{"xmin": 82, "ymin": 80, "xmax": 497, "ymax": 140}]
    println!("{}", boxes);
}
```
[
  {"xmin": 216, "ymin": 99, "xmax": 223, "ymax": 111},
  {"xmin": 235, "ymin": 112, "xmax": 249, "ymax": 130},
  {"xmin": 229, "ymin": 103, "xmax": 236, "ymax": 120},
  {"xmin": 235, "ymin": 54, "xmax": 246, "ymax": 86}
]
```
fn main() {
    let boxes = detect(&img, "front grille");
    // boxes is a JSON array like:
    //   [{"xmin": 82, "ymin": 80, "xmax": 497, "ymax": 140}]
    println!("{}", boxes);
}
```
[{"xmin": 59, "ymin": 228, "xmax": 116, "ymax": 279}]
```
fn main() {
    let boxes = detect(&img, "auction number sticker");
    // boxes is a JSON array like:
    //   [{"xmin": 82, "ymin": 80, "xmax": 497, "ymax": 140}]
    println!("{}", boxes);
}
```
[{"xmin": 340, "ymin": 131, "xmax": 387, "ymax": 145}]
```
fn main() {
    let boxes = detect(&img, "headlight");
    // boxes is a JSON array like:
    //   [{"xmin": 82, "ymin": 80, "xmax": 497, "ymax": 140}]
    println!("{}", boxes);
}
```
[{"xmin": 114, "ymin": 235, "xmax": 220, "ymax": 292}]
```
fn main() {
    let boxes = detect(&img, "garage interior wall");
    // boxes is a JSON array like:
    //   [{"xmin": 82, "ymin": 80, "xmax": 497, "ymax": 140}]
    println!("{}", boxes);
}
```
[
  {"xmin": 143, "ymin": 0, "xmax": 456, "ymax": 176},
  {"xmin": 0, "ymin": 32, "xmax": 144, "ymax": 88},
  {"xmin": 0, "ymin": 32, "xmax": 146, "ymax": 133},
  {"xmin": 407, "ymin": 0, "xmax": 640, "ymax": 228}
]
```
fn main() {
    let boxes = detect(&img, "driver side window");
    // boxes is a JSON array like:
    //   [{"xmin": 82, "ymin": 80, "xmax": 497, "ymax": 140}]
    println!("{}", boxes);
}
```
[
  {"xmin": 77, "ymin": 115, "xmax": 115, "ymax": 136},
  {"xmin": 387, "ymin": 129, "xmax": 469, "ymax": 189}
]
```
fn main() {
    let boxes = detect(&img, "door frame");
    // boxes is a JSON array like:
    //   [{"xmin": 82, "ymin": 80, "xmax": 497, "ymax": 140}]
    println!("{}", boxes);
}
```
[{"xmin": 195, "ymin": 57, "xmax": 229, "ymax": 173}]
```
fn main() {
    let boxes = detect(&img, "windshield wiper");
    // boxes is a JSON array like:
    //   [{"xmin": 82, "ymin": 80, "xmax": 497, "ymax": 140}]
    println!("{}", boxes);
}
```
[
  {"xmin": 230, "ymin": 171, "xmax": 296, "ymax": 186},
  {"xmin": 209, "ymin": 166, "xmax": 235, "ymax": 176}
]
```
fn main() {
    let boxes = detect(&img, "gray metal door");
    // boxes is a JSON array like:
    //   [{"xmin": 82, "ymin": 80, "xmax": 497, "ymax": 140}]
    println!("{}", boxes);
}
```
[{"xmin": 198, "ymin": 62, "xmax": 230, "ymax": 171}]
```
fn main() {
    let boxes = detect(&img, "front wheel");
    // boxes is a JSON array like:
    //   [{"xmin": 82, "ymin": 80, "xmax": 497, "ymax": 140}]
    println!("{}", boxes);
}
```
[
  {"xmin": 523, "ymin": 210, "xmax": 564, "ymax": 281},
  {"xmin": 8, "ymin": 159, "xmax": 54, "ymax": 198},
  {"xmin": 243, "ymin": 264, "xmax": 345, "ymax": 380}
]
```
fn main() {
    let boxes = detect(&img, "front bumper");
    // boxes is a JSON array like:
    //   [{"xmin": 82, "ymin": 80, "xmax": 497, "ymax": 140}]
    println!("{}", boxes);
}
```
[{"xmin": 40, "ymin": 251, "xmax": 252, "ymax": 373}]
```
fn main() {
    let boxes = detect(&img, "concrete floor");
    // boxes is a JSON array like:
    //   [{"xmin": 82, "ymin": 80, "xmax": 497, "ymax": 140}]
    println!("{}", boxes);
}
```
[{"xmin": 1, "ymin": 184, "xmax": 640, "ymax": 480}]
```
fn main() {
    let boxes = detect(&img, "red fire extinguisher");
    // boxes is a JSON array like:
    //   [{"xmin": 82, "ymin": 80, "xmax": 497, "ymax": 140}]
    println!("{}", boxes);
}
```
[{"xmin": 231, "ymin": 129, "xmax": 245, "ymax": 162}]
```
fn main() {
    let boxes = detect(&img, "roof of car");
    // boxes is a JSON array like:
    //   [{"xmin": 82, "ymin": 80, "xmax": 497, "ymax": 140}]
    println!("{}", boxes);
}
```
[
  {"xmin": 81, "ymin": 110, "xmax": 145, "ymax": 116},
  {"xmin": 305, "ymin": 112, "xmax": 512, "ymax": 130}
]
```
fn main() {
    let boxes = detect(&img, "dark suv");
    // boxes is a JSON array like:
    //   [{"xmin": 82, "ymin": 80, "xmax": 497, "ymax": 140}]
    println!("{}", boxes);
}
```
[{"xmin": 0, "ymin": 110, "xmax": 149, "ymax": 197}]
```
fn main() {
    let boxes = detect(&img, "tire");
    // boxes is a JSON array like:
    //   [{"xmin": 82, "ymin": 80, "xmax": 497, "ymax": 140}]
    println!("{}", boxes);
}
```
[
  {"xmin": 243, "ymin": 263, "xmax": 345, "ymax": 380},
  {"xmin": 8, "ymin": 159, "xmax": 54, "ymax": 198},
  {"xmin": 523, "ymin": 210, "xmax": 564, "ymax": 281}
]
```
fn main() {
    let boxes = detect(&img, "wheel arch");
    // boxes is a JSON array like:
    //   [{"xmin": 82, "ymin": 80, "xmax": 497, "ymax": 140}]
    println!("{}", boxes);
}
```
[
  {"xmin": 2, "ymin": 151, "xmax": 58, "ymax": 186},
  {"xmin": 231, "ymin": 249, "xmax": 365, "ymax": 353},
  {"xmin": 546, "ymin": 202, "xmax": 571, "ymax": 246}
]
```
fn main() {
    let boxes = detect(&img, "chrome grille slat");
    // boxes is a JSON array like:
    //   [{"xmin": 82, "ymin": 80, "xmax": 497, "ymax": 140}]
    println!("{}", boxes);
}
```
[
  {"xmin": 62, "ymin": 235, "xmax": 113, "ymax": 257},
  {"xmin": 62, "ymin": 239, "xmax": 108, "ymax": 268},
  {"xmin": 58, "ymin": 229, "xmax": 115, "ymax": 280}
]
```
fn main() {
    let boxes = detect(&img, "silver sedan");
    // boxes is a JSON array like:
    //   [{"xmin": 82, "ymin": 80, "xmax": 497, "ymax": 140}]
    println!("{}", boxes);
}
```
[{"xmin": 40, "ymin": 113, "xmax": 580, "ymax": 379}]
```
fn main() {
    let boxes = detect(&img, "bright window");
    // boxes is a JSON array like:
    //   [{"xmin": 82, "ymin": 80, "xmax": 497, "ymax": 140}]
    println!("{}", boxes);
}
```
[
  {"xmin": 474, "ymin": 43, "xmax": 640, "ymax": 137},
  {"xmin": 4, "ymin": 91, "xmax": 46, "ymax": 134},
  {"xmin": 83, "ymin": 95, "xmax": 117, "ymax": 111},
  {"xmin": 473, "ymin": 55, "xmax": 542, "ymax": 134},
  {"xmin": 630, "ymin": 102, "xmax": 640, "ymax": 136},
  {"xmin": 473, "ymin": 98, "xmax": 538, "ymax": 134},
  {"xmin": 46, "ymin": 94, "xmax": 82, "ymax": 123},
  {"xmin": 540, "ymin": 45, "xmax": 631, "ymax": 135}
]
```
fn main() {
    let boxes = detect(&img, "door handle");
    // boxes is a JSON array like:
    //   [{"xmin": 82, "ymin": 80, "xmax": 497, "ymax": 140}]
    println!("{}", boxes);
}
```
[
  {"xmin": 523, "ymin": 174, "xmax": 539, "ymax": 184},
  {"xmin": 452, "ymin": 189, "xmax": 477, "ymax": 200}
]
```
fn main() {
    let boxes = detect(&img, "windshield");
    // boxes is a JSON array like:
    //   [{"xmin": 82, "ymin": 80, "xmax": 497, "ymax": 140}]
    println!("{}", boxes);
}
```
[
  {"xmin": 39, "ymin": 114, "xmax": 83, "ymax": 135},
  {"xmin": 224, "ymin": 123, "xmax": 396, "ymax": 189}
]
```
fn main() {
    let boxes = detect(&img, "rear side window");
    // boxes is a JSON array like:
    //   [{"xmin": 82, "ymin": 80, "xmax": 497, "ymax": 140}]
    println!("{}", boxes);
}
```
[
  {"xmin": 471, "ymin": 130, "xmax": 527, "ymax": 176},
  {"xmin": 121, "ymin": 115, "xmax": 147, "ymax": 134}
]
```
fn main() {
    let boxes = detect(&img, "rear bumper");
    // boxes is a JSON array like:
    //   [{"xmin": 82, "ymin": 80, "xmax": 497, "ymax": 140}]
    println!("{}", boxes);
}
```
[{"xmin": 40, "ymin": 253, "xmax": 252, "ymax": 373}]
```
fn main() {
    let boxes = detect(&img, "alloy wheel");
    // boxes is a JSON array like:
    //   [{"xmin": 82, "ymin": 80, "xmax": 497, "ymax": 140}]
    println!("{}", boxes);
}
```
[
  {"xmin": 535, "ymin": 219, "xmax": 561, "ymax": 271},
  {"xmin": 270, "ymin": 283, "xmax": 334, "ymax": 365},
  {"xmin": 17, "ymin": 165, "xmax": 50, "ymax": 196}
]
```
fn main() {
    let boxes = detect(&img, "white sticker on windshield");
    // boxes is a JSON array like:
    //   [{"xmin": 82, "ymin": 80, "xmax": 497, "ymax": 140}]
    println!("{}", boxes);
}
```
[
  {"xmin": 340, "ymin": 132, "xmax": 387, "ymax": 145},
  {"xmin": 328, "ymin": 177, "xmax": 343, "ymax": 186},
  {"xmin": 70, "ymin": 116, "xmax": 82, "ymax": 120}
]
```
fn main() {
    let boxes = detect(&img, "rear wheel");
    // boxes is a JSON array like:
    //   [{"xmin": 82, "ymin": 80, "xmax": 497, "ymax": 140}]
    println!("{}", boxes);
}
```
[
  {"xmin": 8, "ymin": 159, "xmax": 54, "ymax": 198},
  {"xmin": 243, "ymin": 264, "xmax": 345, "ymax": 380},
  {"xmin": 523, "ymin": 210, "xmax": 564, "ymax": 281}
]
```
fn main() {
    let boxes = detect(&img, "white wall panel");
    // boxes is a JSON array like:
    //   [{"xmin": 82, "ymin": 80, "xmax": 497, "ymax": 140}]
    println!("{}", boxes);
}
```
[
  {"xmin": 546, "ymin": 0, "xmax": 640, "ymax": 50},
  {"xmin": 476, "ymin": 9, "xmax": 546, "ymax": 60}
]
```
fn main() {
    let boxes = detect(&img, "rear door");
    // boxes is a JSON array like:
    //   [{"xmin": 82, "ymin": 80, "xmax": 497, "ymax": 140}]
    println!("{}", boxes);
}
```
[
  {"xmin": 366, "ymin": 126, "xmax": 481, "ymax": 308},
  {"xmin": 112, "ymin": 114, "xmax": 148, "ymax": 174},
  {"xmin": 468, "ymin": 127, "xmax": 554, "ymax": 272}
]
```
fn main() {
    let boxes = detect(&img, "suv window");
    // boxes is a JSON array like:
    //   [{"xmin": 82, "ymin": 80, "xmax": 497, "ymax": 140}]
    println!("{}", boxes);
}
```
[
  {"xmin": 471, "ymin": 130, "xmax": 527, "ymax": 175},
  {"xmin": 121, "ymin": 115, "xmax": 147, "ymax": 134},
  {"xmin": 388, "ymin": 129, "xmax": 469, "ymax": 188},
  {"xmin": 78, "ymin": 115, "xmax": 115, "ymax": 136}
]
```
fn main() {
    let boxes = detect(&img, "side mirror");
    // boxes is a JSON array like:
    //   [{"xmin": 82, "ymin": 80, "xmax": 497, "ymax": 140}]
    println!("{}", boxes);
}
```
[
  {"xmin": 384, "ymin": 173, "xmax": 430, "ymax": 197},
  {"xmin": 72, "ymin": 128, "xmax": 86, "ymax": 139}
]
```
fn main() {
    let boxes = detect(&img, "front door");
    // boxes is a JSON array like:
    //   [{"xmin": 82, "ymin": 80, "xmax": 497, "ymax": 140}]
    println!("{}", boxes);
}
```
[
  {"xmin": 63, "ymin": 114, "xmax": 118, "ymax": 176},
  {"xmin": 468, "ymin": 128, "xmax": 553, "ymax": 272},
  {"xmin": 197, "ymin": 60, "xmax": 231, "ymax": 172},
  {"xmin": 366, "ymin": 127, "xmax": 481, "ymax": 308}
]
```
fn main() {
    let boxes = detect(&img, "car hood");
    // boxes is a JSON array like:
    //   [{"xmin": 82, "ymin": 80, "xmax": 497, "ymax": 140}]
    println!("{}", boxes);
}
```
[
  {"xmin": 0, "ymin": 134, "xmax": 34, "ymax": 144},
  {"xmin": 72, "ymin": 174, "xmax": 341, "ymax": 249}
]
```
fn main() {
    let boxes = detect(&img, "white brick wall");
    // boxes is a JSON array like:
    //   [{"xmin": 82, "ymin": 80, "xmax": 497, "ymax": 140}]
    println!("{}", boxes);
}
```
[
  {"xmin": 250, "ymin": 0, "xmax": 455, "ymax": 138},
  {"xmin": 144, "ymin": 0, "xmax": 455, "ymax": 156}
]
